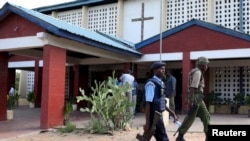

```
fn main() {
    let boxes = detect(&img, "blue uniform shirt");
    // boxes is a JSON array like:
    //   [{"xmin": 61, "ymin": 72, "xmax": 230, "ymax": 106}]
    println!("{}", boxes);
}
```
[{"xmin": 145, "ymin": 75, "xmax": 164, "ymax": 102}]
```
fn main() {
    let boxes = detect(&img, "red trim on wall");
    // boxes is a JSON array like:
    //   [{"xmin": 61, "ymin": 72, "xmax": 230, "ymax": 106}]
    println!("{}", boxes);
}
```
[{"xmin": 139, "ymin": 26, "xmax": 250, "ymax": 54}]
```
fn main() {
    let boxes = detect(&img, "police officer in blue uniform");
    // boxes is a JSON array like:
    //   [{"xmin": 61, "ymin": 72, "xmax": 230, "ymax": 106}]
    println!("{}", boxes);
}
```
[{"xmin": 144, "ymin": 61, "xmax": 178, "ymax": 141}]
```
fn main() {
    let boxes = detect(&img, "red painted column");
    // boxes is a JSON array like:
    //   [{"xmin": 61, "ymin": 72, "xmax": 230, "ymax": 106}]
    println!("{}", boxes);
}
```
[
  {"xmin": 40, "ymin": 45, "xmax": 66, "ymax": 129},
  {"xmin": 0, "ymin": 52, "xmax": 8, "ymax": 121},
  {"xmin": 181, "ymin": 52, "xmax": 192, "ymax": 114}
]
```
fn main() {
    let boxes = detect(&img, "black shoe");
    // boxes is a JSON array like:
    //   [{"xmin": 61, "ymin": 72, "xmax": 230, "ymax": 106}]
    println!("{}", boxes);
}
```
[{"xmin": 176, "ymin": 134, "xmax": 185, "ymax": 141}]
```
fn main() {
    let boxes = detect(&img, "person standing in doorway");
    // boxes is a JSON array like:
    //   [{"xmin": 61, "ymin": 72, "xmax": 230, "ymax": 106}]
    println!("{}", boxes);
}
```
[
  {"xmin": 132, "ymin": 79, "xmax": 138, "ymax": 115},
  {"xmin": 176, "ymin": 56, "xmax": 210, "ymax": 141},
  {"xmin": 163, "ymin": 69, "xmax": 177, "ymax": 115}
]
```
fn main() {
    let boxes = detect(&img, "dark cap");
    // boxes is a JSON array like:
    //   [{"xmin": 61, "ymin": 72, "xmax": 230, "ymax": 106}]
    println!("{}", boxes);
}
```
[{"xmin": 151, "ymin": 61, "xmax": 166, "ymax": 70}]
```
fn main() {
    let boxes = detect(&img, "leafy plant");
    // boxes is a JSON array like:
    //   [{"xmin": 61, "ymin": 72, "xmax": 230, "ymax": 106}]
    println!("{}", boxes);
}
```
[
  {"xmin": 230, "ymin": 93, "xmax": 245, "ymax": 114},
  {"xmin": 14, "ymin": 92, "xmax": 20, "ymax": 107},
  {"xmin": 58, "ymin": 121, "xmax": 76, "ymax": 133},
  {"xmin": 245, "ymin": 96, "xmax": 250, "ymax": 108},
  {"xmin": 206, "ymin": 90, "xmax": 223, "ymax": 105},
  {"xmin": 64, "ymin": 101, "xmax": 73, "ymax": 122},
  {"xmin": 27, "ymin": 91, "xmax": 35, "ymax": 103},
  {"xmin": 233, "ymin": 93, "xmax": 245, "ymax": 106},
  {"xmin": 77, "ymin": 71, "xmax": 133, "ymax": 134},
  {"xmin": 7, "ymin": 95, "xmax": 16, "ymax": 110},
  {"xmin": 222, "ymin": 98, "xmax": 233, "ymax": 105}
]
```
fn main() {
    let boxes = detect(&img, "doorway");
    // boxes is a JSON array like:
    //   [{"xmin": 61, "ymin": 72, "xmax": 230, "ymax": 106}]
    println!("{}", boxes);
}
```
[{"xmin": 172, "ymin": 69, "xmax": 182, "ymax": 114}]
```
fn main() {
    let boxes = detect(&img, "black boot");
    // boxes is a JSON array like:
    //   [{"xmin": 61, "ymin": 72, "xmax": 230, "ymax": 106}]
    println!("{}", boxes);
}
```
[
  {"xmin": 176, "ymin": 133, "xmax": 185, "ymax": 141},
  {"xmin": 205, "ymin": 133, "xmax": 208, "ymax": 141}
]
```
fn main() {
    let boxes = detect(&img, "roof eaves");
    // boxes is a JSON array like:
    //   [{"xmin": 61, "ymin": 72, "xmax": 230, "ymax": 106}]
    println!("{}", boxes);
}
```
[
  {"xmin": 95, "ymin": 31, "xmax": 135, "ymax": 48},
  {"xmin": 135, "ymin": 19, "xmax": 197, "ymax": 49},
  {"xmin": 193, "ymin": 19, "xmax": 250, "ymax": 42},
  {"xmin": 136, "ymin": 19, "xmax": 250, "ymax": 49},
  {"xmin": 2, "ymin": 3, "xmax": 142, "ymax": 58},
  {"xmin": 34, "ymin": 0, "xmax": 117, "ymax": 13},
  {"xmin": 33, "ymin": 0, "xmax": 101, "ymax": 13}
]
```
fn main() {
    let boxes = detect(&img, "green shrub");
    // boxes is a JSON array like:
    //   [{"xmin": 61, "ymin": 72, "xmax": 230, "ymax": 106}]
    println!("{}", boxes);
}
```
[
  {"xmin": 14, "ymin": 92, "xmax": 20, "ymax": 107},
  {"xmin": 7, "ymin": 95, "xmax": 16, "ymax": 110},
  {"xmin": 58, "ymin": 122, "xmax": 76, "ymax": 133},
  {"xmin": 64, "ymin": 101, "xmax": 73, "ymax": 121},
  {"xmin": 27, "ymin": 91, "xmax": 35, "ymax": 103},
  {"xmin": 206, "ymin": 90, "xmax": 223, "ymax": 105},
  {"xmin": 245, "ymin": 96, "xmax": 250, "ymax": 108},
  {"xmin": 77, "ymin": 71, "xmax": 133, "ymax": 134}
]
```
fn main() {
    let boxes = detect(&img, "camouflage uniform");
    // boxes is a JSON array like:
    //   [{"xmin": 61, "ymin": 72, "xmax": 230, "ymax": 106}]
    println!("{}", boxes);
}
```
[{"xmin": 176, "ymin": 57, "xmax": 210, "ymax": 141}]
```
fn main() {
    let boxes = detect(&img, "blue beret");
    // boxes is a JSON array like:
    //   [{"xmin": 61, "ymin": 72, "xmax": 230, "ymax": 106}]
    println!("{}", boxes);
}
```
[{"xmin": 151, "ymin": 62, "xmax": 166, "ymax": 70}]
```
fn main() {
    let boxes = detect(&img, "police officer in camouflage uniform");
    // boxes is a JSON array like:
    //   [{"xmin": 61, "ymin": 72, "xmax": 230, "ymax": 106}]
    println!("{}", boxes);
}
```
[{"xmin": 176, "ymin": 57, "xmax": 210, "ymax": 141}]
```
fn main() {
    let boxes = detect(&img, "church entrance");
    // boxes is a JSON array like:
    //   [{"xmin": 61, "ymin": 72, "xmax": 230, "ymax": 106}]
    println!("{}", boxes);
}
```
[{"xmin": 172, "ymin": 69, "xmax": 183, "ymax": 114}]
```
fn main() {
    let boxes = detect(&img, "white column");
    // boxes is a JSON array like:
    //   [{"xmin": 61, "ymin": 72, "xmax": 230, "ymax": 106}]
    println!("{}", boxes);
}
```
[
  {"xmin": 161, "ymin": 0, "xmax": 167, "ymax": 31},
  {"xmin": 51, "ymin": 11, "xmax": 57, "ymax": 18},
  {"xmin": 116, "ymin": 0, "xmax": 124, "ymax": 38},
  {"xmin": 81, "ymin": 6, "xmax": 88, "ymax": 28},
  {"xmin": 207, "ymin": 0, "xmax": 214, "ymax": 22}
]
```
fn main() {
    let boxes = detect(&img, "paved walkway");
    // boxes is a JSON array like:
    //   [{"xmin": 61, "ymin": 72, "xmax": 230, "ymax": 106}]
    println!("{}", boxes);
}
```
[{"xmin": 0, "ymin": 105, "xmax": 249, "ymax": 141}]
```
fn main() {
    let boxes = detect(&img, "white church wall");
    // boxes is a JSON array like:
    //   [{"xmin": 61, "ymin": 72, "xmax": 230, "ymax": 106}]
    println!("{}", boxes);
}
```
[{"xmin": 123, "ymin": 0, "xmax": 161, "ymax": 43}]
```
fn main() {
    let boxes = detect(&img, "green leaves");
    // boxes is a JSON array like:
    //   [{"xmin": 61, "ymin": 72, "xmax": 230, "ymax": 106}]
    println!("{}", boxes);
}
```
[
  {"xmin": 206, "ymin": 90, "xmax": 223, "ymax": 105},
  {"xmin": 76, "ymin": 71, "xmax": 133, "ymax": 134},
  {"xmin": 63, "ymin": 101, "xmax": 73, "ymax": 120},
  {"xmin": 27, "ymin": 91, "xmax": 35, "ymax": 103},
  {"xmin": 7, "ymin": 95, "xmax": 16, "ymax": 110}
]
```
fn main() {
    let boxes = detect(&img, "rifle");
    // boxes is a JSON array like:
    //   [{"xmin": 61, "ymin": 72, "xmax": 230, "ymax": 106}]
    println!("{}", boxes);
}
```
[
  {"xmin": 136, "ymin": 111, "xmax": 162, "ymax": 141},
  {"xmin": 173, "ymin": 94, "xmax": 204, "ymax": 136}
]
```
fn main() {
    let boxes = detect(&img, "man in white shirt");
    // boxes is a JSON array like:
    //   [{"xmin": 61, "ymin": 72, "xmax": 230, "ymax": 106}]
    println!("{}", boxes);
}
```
[
  {"xmin": 119, "ymin": 70, "xmax": 135, "ymax": 117},
  {"xmin": 9, "ymin": 84, "xmax": 15, "ymax": 96}
]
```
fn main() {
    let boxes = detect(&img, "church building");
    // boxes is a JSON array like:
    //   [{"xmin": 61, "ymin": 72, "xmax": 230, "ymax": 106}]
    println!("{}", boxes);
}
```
[{"xmin": 1, "ymin": 0, "xmax": 250, "ymax": 129}]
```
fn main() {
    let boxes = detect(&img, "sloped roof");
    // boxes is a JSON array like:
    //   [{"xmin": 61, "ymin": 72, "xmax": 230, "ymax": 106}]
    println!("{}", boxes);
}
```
[
  {"xmin": 0, "ymin": 2, "xmax": 142, "ymax": 58},
  {"xmin": 135, "ymin": 19, "xmax": 250, "ymax": 49},
  {"xmin": 34, "ymin": 0, "xmax": 118, "ymax": 14}
]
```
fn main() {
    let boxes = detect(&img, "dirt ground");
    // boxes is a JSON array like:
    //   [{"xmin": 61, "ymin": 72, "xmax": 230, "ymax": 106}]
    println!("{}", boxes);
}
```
[
  {"xmin": 6, "ymin": 127, "xmax": 205, "ymax": 141},
  {"xmin": 2, "ymin": 106, "xmax": 249, "ymax": 141},
  {"xmin": 1, "ymin": 107, "xmax": 209, "ymax": 141},
  {"xmin": 5, "ymin": 112, "xmax": 206, "ymax": 141}
]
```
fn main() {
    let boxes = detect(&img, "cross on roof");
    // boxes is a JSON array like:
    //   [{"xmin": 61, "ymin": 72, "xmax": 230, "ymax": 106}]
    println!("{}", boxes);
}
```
[{"xmin": 131, "ymin": 3, "xmax": 154, "ymax": 41}]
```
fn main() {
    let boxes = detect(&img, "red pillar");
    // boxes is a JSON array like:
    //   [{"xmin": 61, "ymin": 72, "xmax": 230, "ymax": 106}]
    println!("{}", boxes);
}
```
[
  {"xmin": 181, "ymin": 52, "xmax": 193, "ymax": 114},
  {"xmin": 40, "ymin": 45, "xmax": 66, "ymax": 129},
  {"xmin": 0, "ymin": 52, "xmax": 8, "ymax": 121}
]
